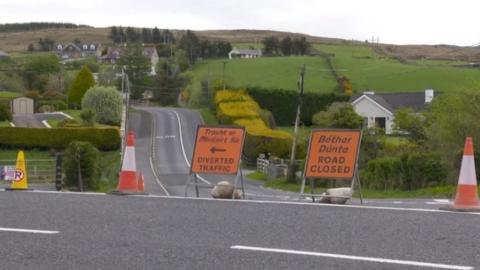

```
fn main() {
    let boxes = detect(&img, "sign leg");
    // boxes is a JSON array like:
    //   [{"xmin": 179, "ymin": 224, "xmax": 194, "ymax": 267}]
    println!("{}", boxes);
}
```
[
  {"xmin": 299, "ymin": 177, "xmax": 306, "ymax": 200},
  {"xmin": 310, "ymin": 179, "xmax": 315, "ymax": 203},
  {"xmin": 184, "ymin": 173, "xmax": 192, "ymax": 197},
  {"xmin": 356, "ymin": 173, "xmax": 364, "ymax": 205},
  {"xmin": 239, "ymin": 169, "xmax": 245, "ymax": 199},
  {"xmin": 194, "ymin": 174, "xmax": 200, "ymax": 198}
]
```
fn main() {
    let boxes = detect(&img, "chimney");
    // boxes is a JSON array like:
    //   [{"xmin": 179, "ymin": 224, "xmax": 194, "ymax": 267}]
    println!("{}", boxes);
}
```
[{"xmin": 425, "ymin": 89, "xmax": 434, "ymax": 103}]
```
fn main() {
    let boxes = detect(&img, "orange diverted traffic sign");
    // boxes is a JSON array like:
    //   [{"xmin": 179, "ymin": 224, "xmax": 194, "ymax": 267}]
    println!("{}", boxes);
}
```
[
  {"xmin": 191, "ymin": 126, "xmax": 245, "ymax": 175},
  {"xmin": 305, "ymin": 129, "xmax": 361, "ymax": 179}
]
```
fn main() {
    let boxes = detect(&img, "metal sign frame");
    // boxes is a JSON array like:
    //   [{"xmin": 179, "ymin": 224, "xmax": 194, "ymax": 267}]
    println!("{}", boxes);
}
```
[
  {"xmin": 299, "ymin": 128, "xmax": 363, "ymax": 204},
  {"xmin": 185, "ymin": 125, "xmax": 246, "ymax": 199}
]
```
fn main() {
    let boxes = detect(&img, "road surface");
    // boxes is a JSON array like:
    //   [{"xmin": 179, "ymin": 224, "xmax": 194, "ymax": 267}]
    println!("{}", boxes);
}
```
[
  {"xmin": 0, "ymin": 191, "xmax": 478, "ymax": 270},
  {"xmin": 129, "ymin": 106, "xmax": 299, "ymax": 200}
]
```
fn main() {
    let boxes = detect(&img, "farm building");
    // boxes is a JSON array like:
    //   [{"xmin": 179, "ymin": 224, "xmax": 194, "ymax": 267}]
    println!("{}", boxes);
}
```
[
  {"xmin": 351, "ymin": 89, "xmax": 435, "ymax": 134},
  {"xmin": 228, "ymin": 48, "xmax": 262, "ymax": 59}
]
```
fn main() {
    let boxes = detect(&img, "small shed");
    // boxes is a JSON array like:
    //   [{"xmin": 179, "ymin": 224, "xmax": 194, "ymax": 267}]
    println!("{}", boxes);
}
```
[{"xmin": 11, "ymin": 97, "xmax": 34, "ymax": 114}]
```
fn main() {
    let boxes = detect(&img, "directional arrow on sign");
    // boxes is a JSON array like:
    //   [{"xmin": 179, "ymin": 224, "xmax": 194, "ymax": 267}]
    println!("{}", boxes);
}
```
[{"xmin": 210, "ymin": 146, "xmax": 226, "ymax": 154}]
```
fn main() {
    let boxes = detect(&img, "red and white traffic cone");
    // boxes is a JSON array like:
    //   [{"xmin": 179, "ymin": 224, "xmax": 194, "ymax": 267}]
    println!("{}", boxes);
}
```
[
  {"xmin": 442, "ymin": 137, "xmax": 480, "ymax": 211},
  {"xmin": 111, "ymin": 131, "xmax": 146, "ymax": 195}
]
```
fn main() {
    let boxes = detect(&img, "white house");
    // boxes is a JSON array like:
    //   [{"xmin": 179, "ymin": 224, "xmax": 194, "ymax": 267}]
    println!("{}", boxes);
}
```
[
  {"xmin": 351, "ymin": 89, "xmax": 435, "ymax": 134},
  {"xmin": 228, "ymin": 48, "xmax": 262, "ymax": 59}
]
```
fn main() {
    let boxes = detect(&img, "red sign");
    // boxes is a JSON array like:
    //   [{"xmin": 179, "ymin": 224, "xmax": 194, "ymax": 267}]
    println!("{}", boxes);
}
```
[
  {"xmin": 304, "ymin": 130, "xmax": 361, "ymax": 179},
  {"xmin": 191, "ymin": 126, "xmax": 245, "ymax": 175}
]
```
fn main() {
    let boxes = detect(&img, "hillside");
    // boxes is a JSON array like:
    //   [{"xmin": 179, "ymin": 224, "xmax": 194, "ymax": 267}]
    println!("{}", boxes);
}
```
[{"xmin": 1, "ymin": 26, "xmax": 480, "ymax": 61}]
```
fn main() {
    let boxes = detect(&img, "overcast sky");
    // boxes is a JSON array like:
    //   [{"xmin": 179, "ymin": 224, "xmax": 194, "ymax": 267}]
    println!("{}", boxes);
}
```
[{"xmin": 1, "ymin": 0, "xmax": 479, "ymax": 46}]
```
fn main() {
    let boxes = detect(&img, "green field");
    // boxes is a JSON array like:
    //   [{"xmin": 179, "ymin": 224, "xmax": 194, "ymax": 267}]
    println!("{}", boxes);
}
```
[
  {"xmin": 187, "ymin": 43, "xmax": 480, "ymax": 105},
  {"xmin": 0, "ymin": 91, "xmax": 21, "ymax": 98}
]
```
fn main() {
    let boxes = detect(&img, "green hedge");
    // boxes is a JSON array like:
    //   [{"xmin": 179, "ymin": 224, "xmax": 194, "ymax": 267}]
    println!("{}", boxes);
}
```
[
  {"xmin": 0, "ymin": 127, "xmax": 120, "ymax": 151},
  {"xmin": 246, "ymin": 87, "xmax": 349, "ymax": 125}
]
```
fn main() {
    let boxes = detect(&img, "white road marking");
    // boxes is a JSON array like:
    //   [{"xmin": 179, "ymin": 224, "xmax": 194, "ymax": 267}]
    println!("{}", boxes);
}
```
[
  {"xmin": 169, "ymin": 109, "xmax": 211, "ymax": 185},
  {"xmin": 156, "ymin": 135, "xmax": 176, "ymax": 139},
  {"xmin": 41, "ymin": 120, "xmax": 52, "ymax": 128},
  {"xmin": 149, "ymin": 111, "xmax": 170, "ymax": 196},
  {"xmin": 5, "ymin": 190, "xmax": 480, "ymax": 216},
  {"xmin": 230, "ymin": 246, "xmax": 474, "ymax": 270},
  {"xmin": 0, "ymin": 227, "xmax": 59, "ymax": 234}
]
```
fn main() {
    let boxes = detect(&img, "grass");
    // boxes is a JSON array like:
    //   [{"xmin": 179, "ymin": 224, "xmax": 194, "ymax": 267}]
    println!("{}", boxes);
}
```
[
  {"xmin": 62, "ymin": 110, "xmax": 82, "ymax": 122},
  {"xmin": 247, "ymin": 171, "xmax": 462, "ymax": 199},
  {"xmin": 315, "ymin": 43, "xmax": 480, "ymax": 92},
  {"xmin": 95, "ymin": 150, "xmax": 121, "ymax": 192},
  {"xmin": 0, "ymin": 121, "xmax": 11, "ymax": 127},
  {"xmin": 197, "ymin": 108, "xmax": 218, "ymax": 125},
  {"xmin": 0, "ymin": 149, "xmax": 54, "ymax": 160},
  {"xmin": 0, "ymin": 91, "xmax": 21, "ymax": 98}
]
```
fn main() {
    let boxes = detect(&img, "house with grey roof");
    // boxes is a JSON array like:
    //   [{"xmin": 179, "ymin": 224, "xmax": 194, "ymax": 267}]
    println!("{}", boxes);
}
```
[
  {"xmin": 228, "ymin": 48, "xmax": 262, "ymax": 59},
  {"xmin": 56, "ymin": 43, "xmax": 102, "ymax": 60},
  {"xmin": 351, "ymin": 89, "xmax": 435, "ymax": 134},
  {"xmin": 0, "ymin": 50, "xmax": 10, "ymax": 60}
]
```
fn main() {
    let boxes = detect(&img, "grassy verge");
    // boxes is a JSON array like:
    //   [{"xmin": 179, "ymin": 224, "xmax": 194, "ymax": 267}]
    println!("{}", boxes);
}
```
[
  {"xmin": 197, "ymin": 108, "xmax": 218, "ymax": 125},
  {"xmin": 0, "ymin": 149, "xmax": 54, "ymax": 160},
  {"xmin": 62, "ymin": 110, "xmax": 82, "ymax": 122},
  {"xmin": 0, "ymin": 121, "xmax": 12, "ymax": 127},
  {"xmin": 0, "ymin": 91, "xmax": 21, "ymax": 98},
  {"xmin": 247, "ymin": 171, "xmax": 461, "ymax": 198}
]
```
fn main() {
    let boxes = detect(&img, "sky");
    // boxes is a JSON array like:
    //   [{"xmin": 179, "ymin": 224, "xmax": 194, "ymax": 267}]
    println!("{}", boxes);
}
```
[{"xmin": 1, "ymin": 0, "xmax": 479, "ymax": 46}]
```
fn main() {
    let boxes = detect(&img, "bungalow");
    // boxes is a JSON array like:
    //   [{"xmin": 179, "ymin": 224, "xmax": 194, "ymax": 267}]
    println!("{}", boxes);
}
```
[
  {"xmin": 351, "ymin": 89, "xmax": 435, "ymax": 134},
  {"xmin": 101, "ymin": 46, "xmax": 159, "ymax": 75},
  {"xmin": 56, "ymin": 43, "xmax": 102, "ymax": 60},
  {"xmin": 228, "ymin": 48, "xmax": 262, "ymax": 59}
]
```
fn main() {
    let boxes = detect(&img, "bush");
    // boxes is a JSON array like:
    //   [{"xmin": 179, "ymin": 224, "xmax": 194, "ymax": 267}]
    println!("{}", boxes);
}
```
[
  {"xmin": 58, "ymin": 118, "xmax": 80, "ymax": 127},
  {"xmin": 36, "ymin": 100, "xmax": 67, "ymax": 111},
  {"xmin": 247, "ymin": 87, "xmax": 349, "ymax": 125},
  {"xmin": 81, "ymin": 86, "xmax": 122, "ymax": 125},
  {"xmin": 80, "ymin": 109, "xmax": 96, "ymax": 126},
  {"xmin": 0, "ymin": 103, "xmax": 12, "ymax": 121},
  {"xmin": 63, "ymin": 141, "xmax": 99, "ymax": 191},
  {"xmin": 68, "ymin": 65, "xmax": 95, "ymax": 108},
  {"xmin": 0, "ymin": 127, "xmax": 120, "ymax": 150}
]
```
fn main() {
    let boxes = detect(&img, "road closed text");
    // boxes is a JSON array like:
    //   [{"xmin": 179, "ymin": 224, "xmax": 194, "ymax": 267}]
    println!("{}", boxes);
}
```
[{"xmin": 305, "ymin": 131, "xmax": 361, "ymax": 179}]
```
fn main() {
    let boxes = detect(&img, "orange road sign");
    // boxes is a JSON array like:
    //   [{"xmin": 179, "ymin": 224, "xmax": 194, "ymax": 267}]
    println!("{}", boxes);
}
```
[
  {"xmin": 191, "ymin": 126, "xmax": 245, "ymax": 175},
  {"xmin": 304, "ymin": 129, "xmax": 361, "ymax": 179}
]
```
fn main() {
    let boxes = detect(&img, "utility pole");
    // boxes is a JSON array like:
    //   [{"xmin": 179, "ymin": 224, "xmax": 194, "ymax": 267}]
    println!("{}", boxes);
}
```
[
  {"xmin": 222, "ymin": 61, "xmax": 228, "ymax": 90},
  {"xmin": 287, "ymin": 64, "xmax": 306, "ymax": 183}
]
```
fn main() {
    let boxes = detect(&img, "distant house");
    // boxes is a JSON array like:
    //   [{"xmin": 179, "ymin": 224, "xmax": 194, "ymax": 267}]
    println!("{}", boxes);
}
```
[
  {"xmin": 351, "ymin": 89, "xmax": 435, "ymax": 134},
  {"xmin": 0, "ymin": 50, "xmax": 10, "ymax": 60},
  {"xmin": 56, "ymin": 43, "xmax": 102, "ymax": 60},
  {"xmin": 101, "ymin": 46, "xmax": 159, "ymax": 75},
  {"xmin": 142, "ymin": 47, "xmax": 159, "ymax": 75},
  {"xmin": 228, "ymin": 48, "xmax": 262, "ymax": 59}
]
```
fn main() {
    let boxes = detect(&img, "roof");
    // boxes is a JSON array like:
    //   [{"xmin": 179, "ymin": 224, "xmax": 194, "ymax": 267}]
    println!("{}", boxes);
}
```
[
  {"xmin": 230, "ymin": 48, "xmax": 262, "ymax": 56},
  {"xmin": 143, "ymin": 47, "xmax": 158, "ymax": 58},
  {"xmin": 351, "ymin": 91, "xmax": 433, "ymax": 113}
]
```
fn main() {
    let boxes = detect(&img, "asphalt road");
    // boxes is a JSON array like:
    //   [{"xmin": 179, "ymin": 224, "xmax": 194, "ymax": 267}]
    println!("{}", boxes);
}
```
[
  {"xmin": 129, "ymin": 107, "xmax": 299, "ymax": 200},
  {"xmin": 0, "ymin": 191, "xmax": 478, "ymax": 270}
]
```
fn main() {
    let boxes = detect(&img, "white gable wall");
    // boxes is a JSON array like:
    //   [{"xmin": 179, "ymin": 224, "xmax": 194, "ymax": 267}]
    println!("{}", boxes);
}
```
[{"xmin": 352, "ymin": 96, "xmax": 394, "ymax": 134}]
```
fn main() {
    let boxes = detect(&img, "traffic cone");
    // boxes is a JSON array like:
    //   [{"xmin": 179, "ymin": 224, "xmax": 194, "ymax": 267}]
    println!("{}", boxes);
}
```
[
  {"xmin": 6, "ymin": 151, "xmax": 30, "ymax": 191},
  {"xmin": 110, "ymin": 131, "xmax": 146, "ymax": 195},
  {"xmin": 442, "ymin": 137, "xmax": 480, "ymax": 211}
]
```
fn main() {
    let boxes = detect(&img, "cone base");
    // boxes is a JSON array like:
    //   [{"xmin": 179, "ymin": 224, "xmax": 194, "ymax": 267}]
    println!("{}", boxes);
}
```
[
  {"xmin": 108, "ymin": 190, "xmax": 148, "ymax": 196},
  {"xmin": 439, "ymin": 204, "xmax": 480, "ymax": 212},
  {"xmin": 454, "ymin": 184, "xmax": 479, "ymax": 207},
  {"xmin": 5, "ymin": 188, "xmax": 32, "ymax": 191}
]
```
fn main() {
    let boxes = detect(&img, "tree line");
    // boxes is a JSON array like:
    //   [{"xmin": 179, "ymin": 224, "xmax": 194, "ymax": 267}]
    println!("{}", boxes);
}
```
[
  {"xmin": 0, "ymin": 22, "xmax": 88, "ymax": 32},
  {"xmin": 109, "ymin": 26, "xmax": 176, "ymax": 44},
  {"xmin": 262, "ymin": 36, "xmax": 311, "ymax": 56}
]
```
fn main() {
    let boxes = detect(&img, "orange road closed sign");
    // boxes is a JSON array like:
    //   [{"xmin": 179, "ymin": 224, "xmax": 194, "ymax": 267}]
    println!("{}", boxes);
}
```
[
  {"xmin": 191, "ymin": 126, "xmax": 245, "ymax": 175},
  {"xmin": 305, "ymin": 129, "xmax": 361, "ymax": 179}
]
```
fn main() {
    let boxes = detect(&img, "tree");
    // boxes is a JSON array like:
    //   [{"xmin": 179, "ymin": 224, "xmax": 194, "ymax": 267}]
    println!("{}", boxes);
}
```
[
  {"xmin": 23, "ymin": 54, "xmax": 60, "ymax": 91},
  {"xmin": 178, "ymin": 30, "xmax": 200, "ymax": 65},
  {"xmin": 67, "ymin": 65, "xmax": 95, "ymax": 108},
  {"xmin": 118, "ymin": 43, "xmax": 150, "ymax": 99},
  {"xmin": 292, "ymin": 37, "xmax": 310, "ymax": 55},
  {"xmin": 393, "ymin": 108, "xmax": 426, "ymax": 141},
  {"xmin": 81, "ymin": 86, "xmax": 123, "ymax": 125},
  {"xmin": 27, "ymin": 43, "xmax": 35, "ymax": 52},
  {"xmin": 141, "ymin": 28, "xmax": 152, "ymax": 43},
  {"xmin": 162, "ymin": 29, "xmax": 176, "ymax": 44},
  {"xmin": 37, "ymin": 38, "xmax": 55, "ymax": 51},
  {"xmin": 312, "ymin": 102, "xmax": 363, "ymax": 129},
  {"xmin": 262, "ymin": 36, "xmax": 280, "ymax": 56},
  {"xmin": 125, "ymin": 27, "xmax": 140, "ymax": 42},
  {"xmin": 63, "ymin": 141, "xmax": 99, "ymax": 191},
  {"xmin": 280, "ymin": 36, "xmax": 293, "ymax": 56},
  {"xmin": 152, "ymin": 27, "xmax": 162, "ymax": 44},
  {"xmin": 109, "ymin": 26, "xmax": 121, "ymax": 43}
]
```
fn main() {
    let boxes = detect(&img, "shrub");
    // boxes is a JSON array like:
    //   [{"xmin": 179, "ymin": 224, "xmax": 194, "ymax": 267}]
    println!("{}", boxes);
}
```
[
  {"xmin": 58, "ymin": 118, "xmax": 80, "ymax": 127},
  {"xmin": 247, "ymin": 87, "xmax": 349, "ymax": 125},
  {"xmin": 68, "ymin": 65, "xmax": 95, "ymax": 108},
  {"xmin": 36, "ymin": 100, "xmax": 67, "ymax": 111},
  {"xmin": 0, "ymin": 127, "xmax": 120, "ymax": 150},
  {"xmin": 80, "ymin": 108, "xmax": 96, "ymax": 126},
  {"xmin": 81, "ymin": 86, "xmax": 122, "ymax": 125},
  {"xmin": 63, "ymin": 141, "xmax": 99, "ymax": 191},
  {"xmin": 0, "ymin": 103, "xmax": 12, "ymax": 121}
]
